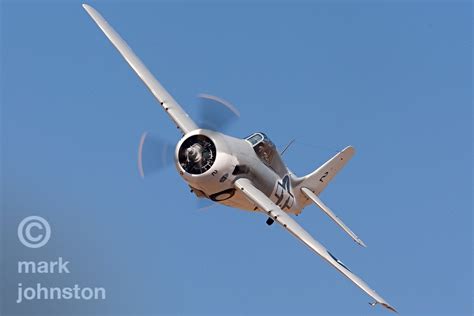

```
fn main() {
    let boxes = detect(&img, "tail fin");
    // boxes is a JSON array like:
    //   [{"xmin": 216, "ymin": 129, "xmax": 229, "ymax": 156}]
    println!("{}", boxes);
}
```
[
  {"xmin": 295, "ymin": 146, "xmax": 355, "ymax": 198},
  {"xmin": 294, "ymin": 146, "xmax": 363, "ymax": 246}
]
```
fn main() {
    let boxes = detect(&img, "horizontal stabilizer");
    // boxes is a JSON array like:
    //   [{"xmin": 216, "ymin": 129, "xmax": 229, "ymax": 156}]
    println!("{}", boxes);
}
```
[{"xmin": 301, "ymin": 187, "xmax": 366, "ymax": 248}]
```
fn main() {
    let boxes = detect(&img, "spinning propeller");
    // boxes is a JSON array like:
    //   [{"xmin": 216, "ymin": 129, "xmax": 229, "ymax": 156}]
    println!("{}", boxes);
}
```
[{"xmin": 137, "ymin": 94, "xmax": 239, "ymax": 178}]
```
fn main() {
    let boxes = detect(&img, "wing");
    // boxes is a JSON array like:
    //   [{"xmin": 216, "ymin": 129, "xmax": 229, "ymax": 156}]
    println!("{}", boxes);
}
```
[
  {"xmin": 234, "ymin": 178, "xmax": 397, "ymax": 313},
  {"xmin": 82, "ymin": 4, "xmax": 198, "ymax": 134}
]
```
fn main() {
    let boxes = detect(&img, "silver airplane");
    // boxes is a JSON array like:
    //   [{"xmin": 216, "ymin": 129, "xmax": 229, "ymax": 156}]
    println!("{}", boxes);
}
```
[{"xmin": 83, "ymin": 4, "xmax": 396, "ymax": 312}]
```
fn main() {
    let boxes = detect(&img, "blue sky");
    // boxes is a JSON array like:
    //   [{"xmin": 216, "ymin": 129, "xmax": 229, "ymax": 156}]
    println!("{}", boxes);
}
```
[{"xmin": 1, "ymin": 1, "xmax": 472, "ymax": 315}]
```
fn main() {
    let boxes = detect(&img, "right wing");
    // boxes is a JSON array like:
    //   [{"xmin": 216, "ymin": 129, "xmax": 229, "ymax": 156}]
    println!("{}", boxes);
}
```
[
  {"xmin": 83, "ymin": 4, "xmax": 198, "ymax": 134},
  {"xmin": 234, "ymin": 178, "xmax": 397, "ymax": 313}
]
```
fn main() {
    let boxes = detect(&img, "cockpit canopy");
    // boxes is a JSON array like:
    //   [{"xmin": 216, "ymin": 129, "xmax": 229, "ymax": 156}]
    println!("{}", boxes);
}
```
[{"xmin": 245, "ymin": 132, "xmax": 287, "ymax": 176}]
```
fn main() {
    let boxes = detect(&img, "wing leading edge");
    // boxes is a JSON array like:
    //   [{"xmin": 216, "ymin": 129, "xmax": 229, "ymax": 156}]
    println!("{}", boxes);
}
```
[
  {"xmin": 234, "ymin": 178, "xmax": 397, "ymax": 313},
  {"xmin": 82, "ymin": 4, "xmax": 198, "ymax": 134}
]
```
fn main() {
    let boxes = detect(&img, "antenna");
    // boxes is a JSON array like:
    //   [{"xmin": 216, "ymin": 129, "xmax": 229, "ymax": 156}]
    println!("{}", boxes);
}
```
[{"xmin": 280, "ymin": 138, "xmax": 296, "ymax": 156}]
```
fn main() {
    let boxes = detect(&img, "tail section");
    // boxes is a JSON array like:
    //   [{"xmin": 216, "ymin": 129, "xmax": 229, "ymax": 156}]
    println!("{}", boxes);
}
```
[
  {"xmin": 296, "ymin": 146, "xmax": 355, "ymax": 198},
  {"xmin": 293, "ymin": 146, "xmax": 365, "ymax": 246}
]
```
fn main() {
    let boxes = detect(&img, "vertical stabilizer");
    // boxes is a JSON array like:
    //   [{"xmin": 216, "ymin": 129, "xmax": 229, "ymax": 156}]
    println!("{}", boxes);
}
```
[{"xmin": 296, "ymin": 146, "xmax": 355, "ymax": 197}]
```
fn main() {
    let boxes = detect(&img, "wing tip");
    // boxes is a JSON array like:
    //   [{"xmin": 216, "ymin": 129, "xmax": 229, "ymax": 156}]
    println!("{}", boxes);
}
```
[
  {"xmin": 381, "ymin": 303, "xmax": 398, "ymax": 313},
  {"xmin": 342, "ymin": 145, "xmax": 356, "ymax": 156},
  {"xmin": 82, "ymin": 3, "xmax": 95, "ymax": 16},
  {"xmin": 82, "ymin": 3, "xmax": 98, "ymax": 17},
  {"xmin": 356, "ymin": 239, "xmax": 367, "ymax": 248},
  {"xmin": 370, "ymin": 301, "xmax": 398, "ymax": 313}
]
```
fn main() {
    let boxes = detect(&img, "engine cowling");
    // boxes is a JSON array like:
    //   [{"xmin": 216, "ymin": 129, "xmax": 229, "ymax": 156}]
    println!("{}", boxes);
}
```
[
  {"xmin": 174, "ymin": 129, "xmax": 288, "ymax": 211},
  {"xmin": 175, "ymin": 129, "xmax": 238, "ymax": 197}
]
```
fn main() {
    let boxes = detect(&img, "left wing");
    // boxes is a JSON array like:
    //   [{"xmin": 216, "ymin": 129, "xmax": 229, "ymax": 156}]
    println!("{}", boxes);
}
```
[
  {"xmin": 83, "ymin": 4, "xmax": 198, "ymax": 134},
  {"xmin": 234, "ymin": 178, "xmax": 396, "ymax": 313}
]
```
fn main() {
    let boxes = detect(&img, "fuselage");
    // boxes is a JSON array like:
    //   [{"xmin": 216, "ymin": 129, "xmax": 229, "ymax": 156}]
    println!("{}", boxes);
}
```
[{"xmin": 175, "ymin": 129, "xmax": 302, "ymax": 214}]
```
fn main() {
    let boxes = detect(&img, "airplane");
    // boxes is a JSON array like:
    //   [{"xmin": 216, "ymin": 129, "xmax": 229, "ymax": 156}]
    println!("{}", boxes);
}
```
[{"xmin": 82, "ymin": 4, "xmax": 396, "ymax": 312}]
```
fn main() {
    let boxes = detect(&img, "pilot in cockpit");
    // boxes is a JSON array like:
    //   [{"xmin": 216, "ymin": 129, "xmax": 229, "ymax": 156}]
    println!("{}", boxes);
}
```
[{"xmin": 255, "ymin": 142, "xmax": 271, "ymax": 165}]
